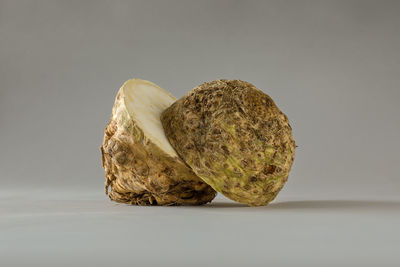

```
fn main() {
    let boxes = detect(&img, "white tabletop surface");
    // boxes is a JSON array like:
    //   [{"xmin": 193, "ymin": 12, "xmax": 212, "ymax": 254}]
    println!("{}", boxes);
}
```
[{"xmin": 2, "ymin": 188, "xmax": 399, "ymax": 267}]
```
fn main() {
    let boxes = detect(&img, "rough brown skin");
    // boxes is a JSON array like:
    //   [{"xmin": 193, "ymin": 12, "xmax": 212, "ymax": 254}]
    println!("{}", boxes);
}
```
[
  {"xmin": 161, "ymin": 80, "xmax": 295, "ymax": 206},
  {"xmin": 101, "ymin": 81, "xmax": 216, "ymax": 205}
]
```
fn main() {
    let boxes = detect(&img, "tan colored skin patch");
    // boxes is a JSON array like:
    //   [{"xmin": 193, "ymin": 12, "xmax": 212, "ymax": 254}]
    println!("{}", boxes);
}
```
[
  {"xmin": 161, "ymin": 80, "xmax": 295, "ymax": 206},
  {"xmin": 101, "ymin": 79, "xmax": 216, "ymax": 205}
]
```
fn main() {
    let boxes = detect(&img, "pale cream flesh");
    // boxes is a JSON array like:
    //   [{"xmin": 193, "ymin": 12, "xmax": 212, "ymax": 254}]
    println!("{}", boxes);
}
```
[{"xmin": 123, "ymin": 79, "xmax": 178, "ymax": 157}]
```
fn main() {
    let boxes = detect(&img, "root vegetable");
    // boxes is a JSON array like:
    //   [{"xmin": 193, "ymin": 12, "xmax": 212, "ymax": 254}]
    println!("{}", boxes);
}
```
[
  {"xmin": 161, "ymin": 80, "xmax": 295, "ymax": 206},
  {"xmin": 101, "ymin": 79, "xmax": 216, "ymax": 205}
]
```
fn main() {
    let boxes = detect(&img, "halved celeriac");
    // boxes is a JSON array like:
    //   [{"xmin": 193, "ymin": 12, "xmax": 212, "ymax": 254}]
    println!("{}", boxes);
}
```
[{"xmin": 101, "ymin": 79, "xmax": 216, "ymax": 205}]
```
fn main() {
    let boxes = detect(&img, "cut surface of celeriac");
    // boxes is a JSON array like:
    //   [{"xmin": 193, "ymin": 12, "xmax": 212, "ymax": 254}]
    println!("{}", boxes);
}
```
[{"xmin": 123, "ymin": 79, "xmax": 177, "ymax": 156}]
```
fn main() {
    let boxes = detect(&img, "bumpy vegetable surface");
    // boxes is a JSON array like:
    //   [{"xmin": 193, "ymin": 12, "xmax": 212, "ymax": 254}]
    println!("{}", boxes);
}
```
[
  {"xmin": 101, "ymin": 79, "xmax": 216, "ymax": 205},
  {"xmin": 161, "ymin": 80, "xmax": 295, "ymax": 206}
]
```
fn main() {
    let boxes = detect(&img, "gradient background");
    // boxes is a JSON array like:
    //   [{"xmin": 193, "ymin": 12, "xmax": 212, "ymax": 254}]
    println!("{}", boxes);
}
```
[{"xmin": 1, "ymin": 1, "xmax": 399, "ymax": 266}]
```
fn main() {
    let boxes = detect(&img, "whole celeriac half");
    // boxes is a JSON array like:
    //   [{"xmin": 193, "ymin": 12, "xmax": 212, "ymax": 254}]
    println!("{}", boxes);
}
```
[
  {"xmin": 161, "ymin": 80, "xmax": 295, "ymax": 206},
  {"xmin": 101, "ymin": 79, "xmax": 216, "ymax": 205}
]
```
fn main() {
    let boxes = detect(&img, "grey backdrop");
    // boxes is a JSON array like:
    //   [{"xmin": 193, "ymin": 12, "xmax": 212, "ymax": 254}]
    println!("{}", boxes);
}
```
[{"xmin": 1, "ymin": 1, "xmax": 400, "ymax": 266}]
